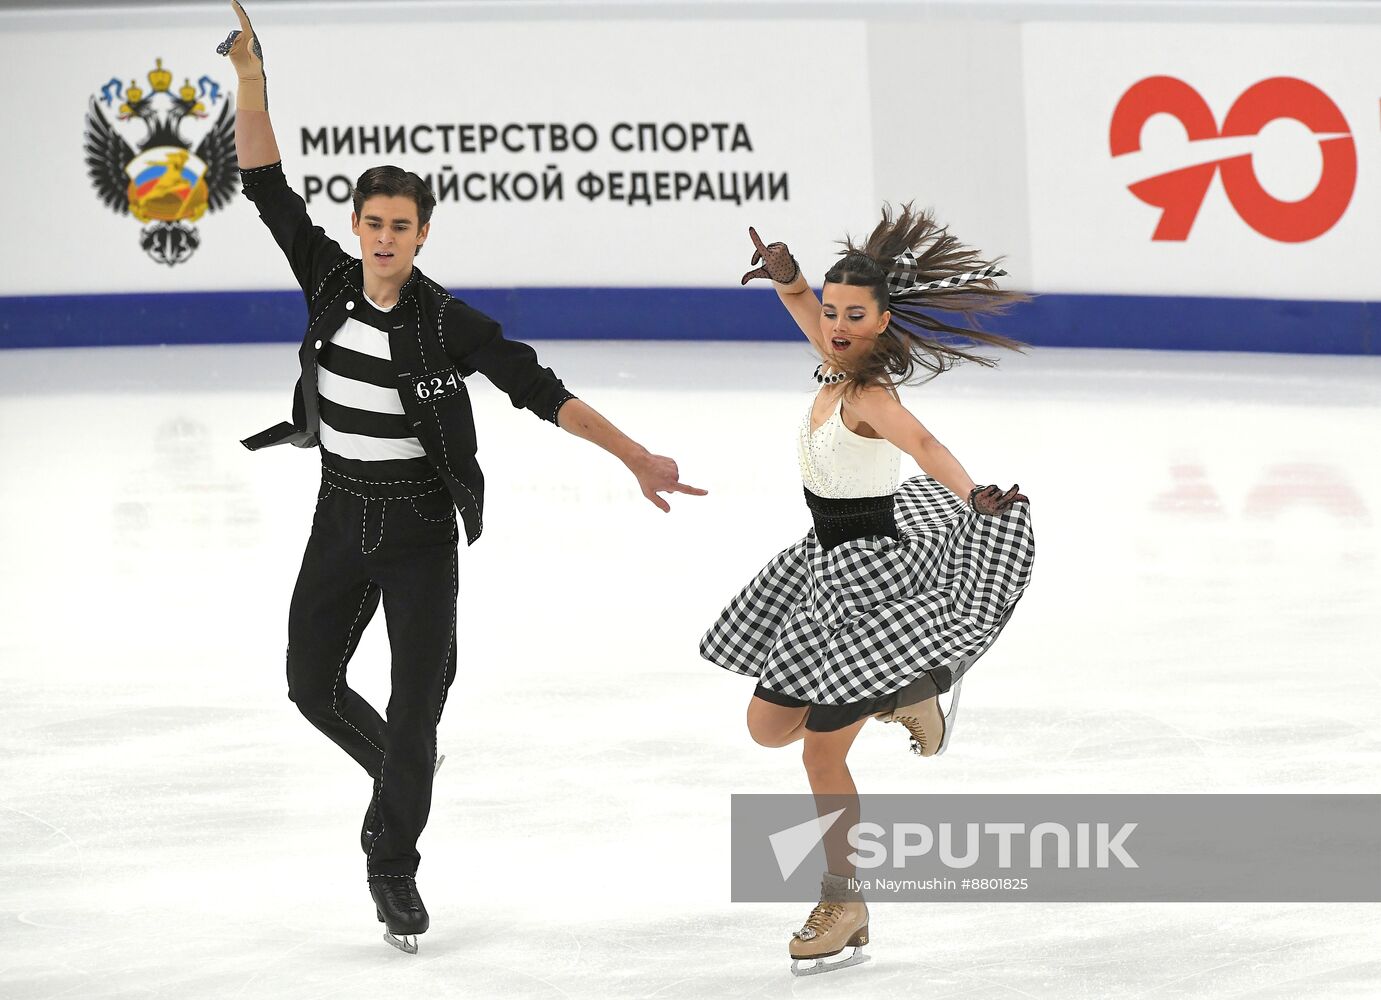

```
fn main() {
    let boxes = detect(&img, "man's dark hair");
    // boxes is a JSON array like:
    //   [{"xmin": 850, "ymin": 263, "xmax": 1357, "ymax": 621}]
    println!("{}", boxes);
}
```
[{"xmin": 352, "ymin": 166, "xmax": 437, "ymax": 252}]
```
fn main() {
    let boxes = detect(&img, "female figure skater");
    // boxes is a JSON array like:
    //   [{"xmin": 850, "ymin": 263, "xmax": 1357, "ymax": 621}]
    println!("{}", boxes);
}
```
[{"xmin": 700, "ymin": 205, "xmax": 1035, "ymax": 975}]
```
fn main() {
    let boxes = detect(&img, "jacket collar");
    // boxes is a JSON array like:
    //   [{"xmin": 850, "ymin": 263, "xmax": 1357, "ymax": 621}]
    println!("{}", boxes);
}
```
[{"xmin": 341, "ymin": 259, "xmax": 425, "ymax": 306}]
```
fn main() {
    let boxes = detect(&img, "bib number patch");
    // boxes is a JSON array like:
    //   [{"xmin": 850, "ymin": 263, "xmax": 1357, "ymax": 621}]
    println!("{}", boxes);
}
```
[{"xmin": 412, "ymin": 367, "xmax": 465, "ymax": 404}]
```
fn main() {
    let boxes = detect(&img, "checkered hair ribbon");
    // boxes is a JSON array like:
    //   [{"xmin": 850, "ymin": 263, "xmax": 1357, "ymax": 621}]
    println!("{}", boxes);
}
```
[{"xmin": 886, "ymin": 250, "xmax": 1008, "ymax": 299}]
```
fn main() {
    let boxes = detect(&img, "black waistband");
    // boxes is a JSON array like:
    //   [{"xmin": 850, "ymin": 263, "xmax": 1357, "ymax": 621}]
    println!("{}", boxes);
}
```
[
  {"xmin": 322, "ymin": 464, "xmax": 445, "ymax": 500},
  {"xmin": 804, "ymin": 488, "xmax": 899, "ymax": 551}
]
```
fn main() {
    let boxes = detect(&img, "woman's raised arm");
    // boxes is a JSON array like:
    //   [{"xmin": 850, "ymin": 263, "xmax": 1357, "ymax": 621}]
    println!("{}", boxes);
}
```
[{"xmin": 739, "ymin": 227, "xmax": 827, "ymax": 357}]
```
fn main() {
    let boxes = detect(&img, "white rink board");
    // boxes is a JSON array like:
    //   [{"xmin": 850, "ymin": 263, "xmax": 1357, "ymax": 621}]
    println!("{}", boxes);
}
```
[
  {"xmin": 1022, "ymin": 21, "xmax": 1381, "ymax": 300},
  {"xmin": 0, "ymin": 16, "xmax": 873, "ymax": 295},
  {"xmin": 3, "ymin": 3, "xmax": 1377, "ymax": 304}
]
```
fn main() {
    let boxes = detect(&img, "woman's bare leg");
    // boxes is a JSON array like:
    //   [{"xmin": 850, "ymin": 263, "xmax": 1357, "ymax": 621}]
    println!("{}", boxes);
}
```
[
  {"xmin": 802, "ymin": 719, "xmax": 868, "ymax": 877},
  {"xmin": 746, "ymin": 696, "xmax": 810, "ymax": 747}
]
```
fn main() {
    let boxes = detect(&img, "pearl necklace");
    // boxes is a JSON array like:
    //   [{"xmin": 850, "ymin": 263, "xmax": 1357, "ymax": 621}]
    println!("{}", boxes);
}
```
[{"xmin": 814, "ymin": 364, "xmax": 848, "ymax": 385}]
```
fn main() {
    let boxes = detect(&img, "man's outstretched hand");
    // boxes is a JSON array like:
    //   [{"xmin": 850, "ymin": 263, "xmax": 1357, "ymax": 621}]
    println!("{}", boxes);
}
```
[
  {"xmin": 552, "ymin": 398, "xmax": 706, "ymax": 514},
  {"xmin": 630, "ymin": 452, "xmax": 708, "ymax": 513}
]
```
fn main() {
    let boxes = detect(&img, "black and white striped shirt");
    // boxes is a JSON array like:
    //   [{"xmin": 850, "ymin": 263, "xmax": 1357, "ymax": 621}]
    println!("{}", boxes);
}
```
[{"xmin": 316, "ymin": 292, "xmax": 425, "ymax": 464}]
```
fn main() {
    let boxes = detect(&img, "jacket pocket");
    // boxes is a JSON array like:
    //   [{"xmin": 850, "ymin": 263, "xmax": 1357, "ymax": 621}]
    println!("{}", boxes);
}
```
[{"xmin": 407, "ymin": 489, "xmax": 456, "ymax": 524}]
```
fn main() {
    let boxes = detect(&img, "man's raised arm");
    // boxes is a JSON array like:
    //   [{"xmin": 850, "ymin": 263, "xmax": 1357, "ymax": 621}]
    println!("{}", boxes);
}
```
[
  {"xmin": 218, "ymin": 1, "xmax": 345, "ymax": 294},
  {"xmin": 220, "ymin": 1, "xmax": 279, "ymax": 169}
]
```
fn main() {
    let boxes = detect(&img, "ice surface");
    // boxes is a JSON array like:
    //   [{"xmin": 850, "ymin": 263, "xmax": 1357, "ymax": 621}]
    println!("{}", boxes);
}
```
[{"xmin": 1, "ymin": 341, "xmax": 1378, "ymax": 998}]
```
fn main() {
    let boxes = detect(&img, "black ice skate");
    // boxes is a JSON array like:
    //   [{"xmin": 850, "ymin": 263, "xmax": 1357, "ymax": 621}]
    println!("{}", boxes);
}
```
[
  {"xmin": 369, "ymin": 875, "xmax": 429, "ymax": 954},
  {"xmin": 361, "ymin": 754, "xmax": 445, "ymax": 855}
]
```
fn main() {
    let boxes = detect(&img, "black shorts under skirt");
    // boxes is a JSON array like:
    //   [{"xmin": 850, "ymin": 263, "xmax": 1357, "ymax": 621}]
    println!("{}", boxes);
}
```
[{"xmin": 753, "ymin": 670, "xmax": 944, "ymax": 733}]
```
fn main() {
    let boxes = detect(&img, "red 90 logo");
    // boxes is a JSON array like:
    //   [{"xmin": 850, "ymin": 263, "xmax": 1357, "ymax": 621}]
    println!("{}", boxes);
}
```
[{"xmin": 1110, "ymin": 76, "xmax": 1356, "ymax": 243}]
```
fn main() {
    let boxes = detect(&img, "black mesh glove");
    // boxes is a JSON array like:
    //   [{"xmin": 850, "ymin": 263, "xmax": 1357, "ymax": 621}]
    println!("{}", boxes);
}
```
[
  {"xmin": 740, "ymin": 226, "xmax": 800, "ymax": 286},
  {"xmin": 969, "ymin": 484, "xmax": 1027, "ymax": 516}
]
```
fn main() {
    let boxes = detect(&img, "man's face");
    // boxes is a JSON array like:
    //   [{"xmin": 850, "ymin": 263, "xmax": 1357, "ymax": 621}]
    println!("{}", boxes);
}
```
[{"xmin": 351, "ymin": 195, "xmax": 430, "ymax": 280}]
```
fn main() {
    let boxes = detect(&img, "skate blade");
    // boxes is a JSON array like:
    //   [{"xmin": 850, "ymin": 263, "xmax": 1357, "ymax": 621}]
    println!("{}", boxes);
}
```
[
  {"xmin": 790, "ymin": 946, "xmax": 870, "ymax": 977},
  {"xmin": 934, "ymin": 677, "xmax": 963, "ymax": 756},
  {"xmin": 435, "ymin": 754, "xmax": 445, "ymax": 776},
  {"xmin": 383, "ymin": 930, "xmax": 419, "ymax": 954}
]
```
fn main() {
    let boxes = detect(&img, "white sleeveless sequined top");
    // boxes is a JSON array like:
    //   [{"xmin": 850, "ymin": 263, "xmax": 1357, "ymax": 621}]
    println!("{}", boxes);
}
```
[{"xmin": 798, "ymin": 392, "xmax": 901, "ymax": 499}]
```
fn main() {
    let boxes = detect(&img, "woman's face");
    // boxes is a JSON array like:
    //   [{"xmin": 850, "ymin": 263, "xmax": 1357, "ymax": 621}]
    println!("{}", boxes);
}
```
[{"xmin": 819, "ymin": 282, "xmax": 890, "ymax": 367}]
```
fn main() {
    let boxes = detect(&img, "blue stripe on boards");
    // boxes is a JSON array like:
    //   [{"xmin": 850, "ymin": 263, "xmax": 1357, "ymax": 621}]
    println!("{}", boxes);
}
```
[{"xmin": 0, "ymin": 288, "xmax": 1375, "ymax": 355}]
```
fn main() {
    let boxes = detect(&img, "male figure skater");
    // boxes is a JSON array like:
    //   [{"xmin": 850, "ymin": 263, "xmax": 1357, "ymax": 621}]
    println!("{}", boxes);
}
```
[{"xmin": 219, "ymin": 1, "xmax": 705, "ymax": 953}]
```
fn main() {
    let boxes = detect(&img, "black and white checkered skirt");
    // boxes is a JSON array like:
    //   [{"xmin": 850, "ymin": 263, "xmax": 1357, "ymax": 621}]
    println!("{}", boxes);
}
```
[{"xmin": 700, "ymin": 475, "xmax": 1035, "ymax": 707}]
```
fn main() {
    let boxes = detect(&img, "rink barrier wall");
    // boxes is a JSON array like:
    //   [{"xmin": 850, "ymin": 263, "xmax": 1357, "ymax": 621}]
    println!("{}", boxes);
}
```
[{"xmin": 0, "ymin": 289, "xmax": 1375, "ymax": 355}]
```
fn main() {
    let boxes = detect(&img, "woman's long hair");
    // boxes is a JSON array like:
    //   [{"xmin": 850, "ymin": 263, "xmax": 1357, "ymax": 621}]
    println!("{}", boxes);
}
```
[{"xmin": 822, "ymin": 202, "xmax": 1028, "ymax": 390}]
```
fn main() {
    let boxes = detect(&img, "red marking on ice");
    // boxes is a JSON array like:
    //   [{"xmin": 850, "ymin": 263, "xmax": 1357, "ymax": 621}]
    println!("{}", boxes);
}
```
[
  {"xmin": 1151, "ymin": 464, "xmax": 1225, "ymax": 515},
  {"xmin": 1243, "ymin": 463, "xmax": 1368, "ymax": 520}
]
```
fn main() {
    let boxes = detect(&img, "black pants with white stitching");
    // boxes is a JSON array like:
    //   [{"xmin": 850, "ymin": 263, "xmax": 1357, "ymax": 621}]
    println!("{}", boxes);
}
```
[{"xmin": 286, "ymin": 471, "xmax": 459, "ymax": 877}]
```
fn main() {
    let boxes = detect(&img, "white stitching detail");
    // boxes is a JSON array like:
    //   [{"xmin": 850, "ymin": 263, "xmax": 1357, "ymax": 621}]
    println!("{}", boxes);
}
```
[
  {"xmin": 306, "ymin": 271, "xmax": 354, "ymax": 337},
  {"xmin": 420, "ymin": 283, "xmax": 446, "ymax": 356},
  {"xmin": 310, "ymin": 257, "xmax": 355, "ymax": 306},
  {"xmin": 365, "ymin": 455, "xmax": 458, "ymax": 879},
  {"xmin": 429, "ymin": 298, "xmax": 481, "ymax": 539},
  {"xmin": 321, "ymin": 480, "xmax": 370, "ymax": 500},
  {"xmin": 408, "ymin": 497, "xmax": 454, "ymax": 523},
  {"xmin": 434, "ymin": 544, "xmax": 459, "ymax": 731},
  {"xmin": 360, "ymin": 498, "xmax": 386, "ymax": 555},
  {"xmin": 430, "ymin": 404, "xmax": 480, "ymax": 541},
  {"xmin": 325, "ymin": 469, "xmax": 442, "ymax": 486},
  {"xmin": 366, "ymin": 805, "xmax": 385, "ymax": 868},
  {"xmin": 320, "ymin": 475, "xmax": 444, "ymax": 501},
  {"xmin": 330, "ymin": 584, "xmax": 385, "ymax": 757},
  {"xmin": 323, "ymin": 481, "xmax": 440, "ymax": 500},
  {"xmin": 549, "ymin": 393, "xmax": 577, "ymax": 425}
]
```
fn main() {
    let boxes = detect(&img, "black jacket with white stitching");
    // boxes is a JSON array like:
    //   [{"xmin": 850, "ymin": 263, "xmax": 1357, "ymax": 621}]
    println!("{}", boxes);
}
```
[{"xmin": 238, "ymin": 161, "xmax": 576, "ymax": 545}]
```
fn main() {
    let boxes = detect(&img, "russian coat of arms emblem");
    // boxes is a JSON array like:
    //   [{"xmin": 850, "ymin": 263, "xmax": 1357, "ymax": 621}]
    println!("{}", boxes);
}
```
[{"xmin": 84, "ymin": 59, "xmax": 238, "ymax": 267}]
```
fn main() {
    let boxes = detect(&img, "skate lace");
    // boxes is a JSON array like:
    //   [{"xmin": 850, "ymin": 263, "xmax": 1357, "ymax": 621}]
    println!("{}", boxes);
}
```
[
  {"xmin": 796, "ymin": 901, "xmax": 843, "ymax": 940},
  {"xmin": 381, "ymin": 882, "xmax": 421, "ymax": 911},
  {"xmin": 898, "ymin": 715, "xmax": 929, "ymax": 755}
]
